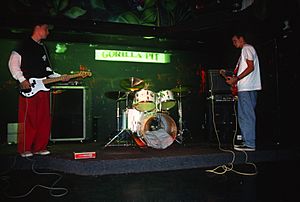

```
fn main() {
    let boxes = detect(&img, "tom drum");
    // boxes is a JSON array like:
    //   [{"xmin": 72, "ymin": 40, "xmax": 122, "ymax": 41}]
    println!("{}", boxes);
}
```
[
  {"xmin": 133, "ymin": 89, "xmax": 156, "ymax": 112},
  {"xmin": 157, "ymin": 90, "xmax": 176, "ymax": 111}
]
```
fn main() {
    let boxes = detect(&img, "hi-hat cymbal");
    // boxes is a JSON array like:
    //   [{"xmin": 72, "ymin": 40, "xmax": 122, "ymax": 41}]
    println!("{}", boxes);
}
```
[
  {"xmin": 120, "ymin": 77, "xmax": 144, "ymax": 91},
  {"xmin": 105, "ymin": 91, "xmax": 126, "ymax": 100}
]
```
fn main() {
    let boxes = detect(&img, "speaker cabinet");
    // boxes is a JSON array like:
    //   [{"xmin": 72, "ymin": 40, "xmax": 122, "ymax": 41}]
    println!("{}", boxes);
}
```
[
  {"xmin": 50, "ymin": 86, "xmax": 91, "ymax": 142},
  {"xmin": 206, "ymin": 99, "xmax": 239, "ymax": 144}
]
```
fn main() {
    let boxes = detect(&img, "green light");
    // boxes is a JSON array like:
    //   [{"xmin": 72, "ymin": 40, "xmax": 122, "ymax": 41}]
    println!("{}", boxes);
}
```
[
  {"xmin": 143, "ymin": 36, "xmax": 156, "ymax": 39},
  {"xmin": 55, "ymin": 43, "xmax": 67, "ymax": 53},
  {"xmin": 95, "ymin": 49, "xmax": 171, "ymax": 63}
]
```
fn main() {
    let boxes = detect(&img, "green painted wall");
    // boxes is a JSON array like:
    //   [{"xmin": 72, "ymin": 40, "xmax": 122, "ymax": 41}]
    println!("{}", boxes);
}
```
[{"xmin": 0, "ymin": 38, "xmax": 208, "ymax": 143}]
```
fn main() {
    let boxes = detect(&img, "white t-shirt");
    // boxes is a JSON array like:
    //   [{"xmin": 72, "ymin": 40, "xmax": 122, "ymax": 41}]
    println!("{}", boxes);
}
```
[{"xmin": 236, "ymin": 44, "xmax": 262, "ymax": 91}]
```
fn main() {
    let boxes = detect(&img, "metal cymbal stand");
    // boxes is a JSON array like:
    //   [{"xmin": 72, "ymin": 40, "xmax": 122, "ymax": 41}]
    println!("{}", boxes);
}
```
[
  {"xmin": 176, "ymin": 91, "xmax": 183, "ymax": 143},
  {"xmin": 116, "ymin": 94, "xmax": 124, "ymax": 132},
  {"xmin": 175, "ymin": 89, "xmax": 190, "ymax": 144}
]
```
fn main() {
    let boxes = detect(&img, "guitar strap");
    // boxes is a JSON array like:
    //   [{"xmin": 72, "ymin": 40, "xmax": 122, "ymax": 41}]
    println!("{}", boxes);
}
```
[
  {"xmin": 41, "ymin": 42, "xmax": 53, "ymax": 70},
  {"xmin": 233, "ymin": 56, "xmax": 241, "ymax": 77}
]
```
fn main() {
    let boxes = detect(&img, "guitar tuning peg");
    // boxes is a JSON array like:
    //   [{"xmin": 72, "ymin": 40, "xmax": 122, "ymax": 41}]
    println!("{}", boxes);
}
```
[{"xmin": 79, "ymin": 65, "xmax": 88, "ymax": 71}]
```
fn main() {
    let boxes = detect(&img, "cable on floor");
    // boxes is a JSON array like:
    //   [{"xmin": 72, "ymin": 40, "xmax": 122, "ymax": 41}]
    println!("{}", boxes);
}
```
[{"xmin": 0, "ymin": 155, "xmax": 69, "ymax": 199}]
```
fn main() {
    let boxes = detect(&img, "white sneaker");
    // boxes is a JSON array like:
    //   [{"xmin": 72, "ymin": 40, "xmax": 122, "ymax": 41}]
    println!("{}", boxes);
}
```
[
  {"xmin": 35, "ymin": 150, "xmax": 50, "ymax": 155},
  {"xmin": 233, "ymin": 143, "xmax": 245, "ymax": 148},
  {"xmin": 21, "ymin": 151, "xmax": 33, "ymax": 157},
  {"xmin": 234, "ymin": 145, "xmax": 256, "ymax": 152}
]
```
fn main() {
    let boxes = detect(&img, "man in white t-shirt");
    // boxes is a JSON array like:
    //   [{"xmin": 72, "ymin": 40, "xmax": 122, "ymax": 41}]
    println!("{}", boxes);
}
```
[{"xmin": 225, "ymin": 33, "xmax": 262, "ymax": 151}]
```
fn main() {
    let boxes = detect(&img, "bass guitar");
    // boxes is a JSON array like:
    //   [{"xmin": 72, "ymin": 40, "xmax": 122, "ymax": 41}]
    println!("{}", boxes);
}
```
[
  {"xmin": 219, "ymin": 69, "xmax": 238, "ymax": 96},
  {"xmin": 20, "ymin": 71, "xmax": 92, "ymax": 98}
]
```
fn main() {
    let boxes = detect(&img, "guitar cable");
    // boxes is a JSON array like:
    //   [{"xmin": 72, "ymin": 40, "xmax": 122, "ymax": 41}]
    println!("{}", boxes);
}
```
[{"xmin": 0, "ymin": 156, "xmax": 68, "ymax": 199}]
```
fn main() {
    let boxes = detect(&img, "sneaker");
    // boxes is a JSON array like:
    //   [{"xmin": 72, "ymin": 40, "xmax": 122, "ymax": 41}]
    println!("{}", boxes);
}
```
[
  {"xmin": 233, "ymin": 143, "xmax": 245, "ymax": 149},
  {"xmin": 234, "ymin": 145, "xmax": 255, "ymax": 152},
  {"xmin": 20, "ymin": 151, "xmax": 33, "ymax": 157},
  {"xmin": 35, "ymin": 150, "xmax": 50, "ymax": 155}
]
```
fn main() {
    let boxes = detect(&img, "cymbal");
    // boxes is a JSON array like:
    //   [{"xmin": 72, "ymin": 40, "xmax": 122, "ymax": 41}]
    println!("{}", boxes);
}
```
[
  {"xmin": 171, "ymin": 85, "xmax": 190, "ymax": 93},
  {"xmin": 105, "ymin": 91, "xmax": 126, "ymax": 100},
  {"xmin": 120, "ymin": 77, "xmax": 144, "ymax": 91}
]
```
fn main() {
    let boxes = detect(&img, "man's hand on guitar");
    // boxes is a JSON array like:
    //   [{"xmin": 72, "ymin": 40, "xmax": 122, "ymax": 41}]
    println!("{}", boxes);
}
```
[
  {"xmin": 219, "ymin": 68, "xmax": 238, "ymax": 96},
  {"xmin": 219, "ymin": 69, "xmax": 238, "ymax": 85},
  {"xmin": 225, "ymin": 76, "xmax": 238, "ymax": 86},
  {"xmin": 20, "ymin": 80, "xmax": 31, "ymax": 90}
]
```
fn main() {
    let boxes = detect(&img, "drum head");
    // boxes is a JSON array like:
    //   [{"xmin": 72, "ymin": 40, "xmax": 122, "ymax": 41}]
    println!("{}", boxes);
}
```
[
  {"xmin": 160, "ymin": 101, "xmax": 176, "ymax": 111},
  {"xmin": 139, "ymin": 113, "xmax": 177, "ymax": 140},
  {"xmin": 134, "ymin": 102, "xmax": 156, "ymax": 112}
]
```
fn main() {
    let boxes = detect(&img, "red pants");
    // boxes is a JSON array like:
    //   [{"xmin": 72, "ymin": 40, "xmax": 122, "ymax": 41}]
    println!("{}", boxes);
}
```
[{"xmin": 17, "ymin": 92, "xmax": 51, "ymax": 154}]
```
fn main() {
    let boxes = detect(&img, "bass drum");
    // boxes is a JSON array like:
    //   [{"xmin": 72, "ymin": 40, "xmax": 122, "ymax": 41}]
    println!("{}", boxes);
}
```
[{"xmin": 133, "ymin": 112, "xmax": 177, "ymax": 149}]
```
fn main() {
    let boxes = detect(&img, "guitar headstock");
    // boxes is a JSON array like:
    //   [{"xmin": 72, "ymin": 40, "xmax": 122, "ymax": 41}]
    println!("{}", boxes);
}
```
[
  {"xmin": 219, "ymin": 69, "xmax": 226, "ymax": 75},
  {"xmin": 78, "ymin": 65, "xmax": 92, "ymax": 78},
  {"xmin": 78, "ymin": 71, "xmax": 92, "ymax": 78}
]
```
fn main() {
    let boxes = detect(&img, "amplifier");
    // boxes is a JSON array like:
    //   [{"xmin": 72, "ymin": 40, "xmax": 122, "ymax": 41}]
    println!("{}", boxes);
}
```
[
  {"xmin": 207, "ymin": 69, "xmax": 231, "ymax": 94},
  {"xmin": 50, "ymin": 86, "xmax": 92, "ymax": 142}
]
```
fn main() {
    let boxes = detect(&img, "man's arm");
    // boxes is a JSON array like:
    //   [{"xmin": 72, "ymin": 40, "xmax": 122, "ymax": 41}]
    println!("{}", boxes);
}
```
[{"xmin": 8, "ymin": 51, "xmax": 31, "ymax": 90}]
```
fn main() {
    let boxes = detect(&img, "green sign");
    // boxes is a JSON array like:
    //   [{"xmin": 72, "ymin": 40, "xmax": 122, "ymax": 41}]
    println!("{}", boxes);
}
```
[{"xmin": 95, "ymin": 49, "xmax": 171, "ymax": 63}]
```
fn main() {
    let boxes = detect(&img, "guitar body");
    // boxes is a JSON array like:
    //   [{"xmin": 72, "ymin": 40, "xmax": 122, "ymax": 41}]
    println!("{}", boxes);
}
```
[
  {"xmin": 20, "ymin": 77, "xmax": 50, "ymax": 98},
  {"xmin": 231, "ymin": 84, "xmax": 238, "ymax": 96}
]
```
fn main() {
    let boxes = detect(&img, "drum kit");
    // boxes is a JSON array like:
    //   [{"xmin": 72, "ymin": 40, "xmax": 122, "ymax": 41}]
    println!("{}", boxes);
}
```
[{"xmin": 104, "ymin": 77, "xmax": 190, "ymax": 149}]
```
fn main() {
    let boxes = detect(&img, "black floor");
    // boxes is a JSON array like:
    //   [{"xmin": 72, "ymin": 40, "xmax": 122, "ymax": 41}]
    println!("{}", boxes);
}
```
[
  {"xmin": 1, "ymin": 160, "xmax": 299, "ymax": 202},
  {"xmin": 1, "ymin": 133, "xmax": 300, "ymax": 201}
]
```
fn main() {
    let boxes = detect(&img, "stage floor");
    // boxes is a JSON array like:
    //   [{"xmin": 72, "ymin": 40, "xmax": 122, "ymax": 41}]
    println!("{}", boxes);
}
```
[{"xmin": 1, "ymin": 135, "xmax": 299, "ymax": 176}]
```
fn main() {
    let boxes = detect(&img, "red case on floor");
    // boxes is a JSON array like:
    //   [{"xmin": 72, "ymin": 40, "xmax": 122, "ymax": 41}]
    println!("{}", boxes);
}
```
[{"xmin": 74, "ymin": 152, "xmax": 96, "ymax": 159}]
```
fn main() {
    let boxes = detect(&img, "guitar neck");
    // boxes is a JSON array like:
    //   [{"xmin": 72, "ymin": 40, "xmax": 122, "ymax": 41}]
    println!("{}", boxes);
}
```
[{"xmin": 43, "ymin": 73, "xmax": 81, "ymax": 85}]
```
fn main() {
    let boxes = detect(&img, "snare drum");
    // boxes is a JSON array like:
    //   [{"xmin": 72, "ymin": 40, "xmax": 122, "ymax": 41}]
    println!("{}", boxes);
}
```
[
  {"xmin": 133, "ymin": 89, "xmax": 156, "ymax": 112},
  {"xmin": 157, "ymin": 90, "xmax": 176, "ymax": 110}
]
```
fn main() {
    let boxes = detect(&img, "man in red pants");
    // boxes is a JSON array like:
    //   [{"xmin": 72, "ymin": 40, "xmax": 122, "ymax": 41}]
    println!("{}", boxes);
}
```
[{"xmin": 8, "ymin": 22, "xmax": 69, "ymax": 157}]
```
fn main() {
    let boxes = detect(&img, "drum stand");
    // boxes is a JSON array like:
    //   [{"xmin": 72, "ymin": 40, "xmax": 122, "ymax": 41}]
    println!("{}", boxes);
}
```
[
  {"xmin": 104, "ymin": 91, "xmax": 133, "ymax": 148},
  {"xmin": 104, "ymin": 128, "xmax": 132, "ymax": 148}
]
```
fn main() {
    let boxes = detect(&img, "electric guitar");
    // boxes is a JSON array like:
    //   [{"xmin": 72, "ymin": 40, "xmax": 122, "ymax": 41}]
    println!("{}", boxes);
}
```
[
  {"xmin": 219, "ymin": 69, "xmax": 238, "ymax": 96},
  {"xmin": 20, "ymin": 71, "xmax": 92, "ymax": 97}
]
